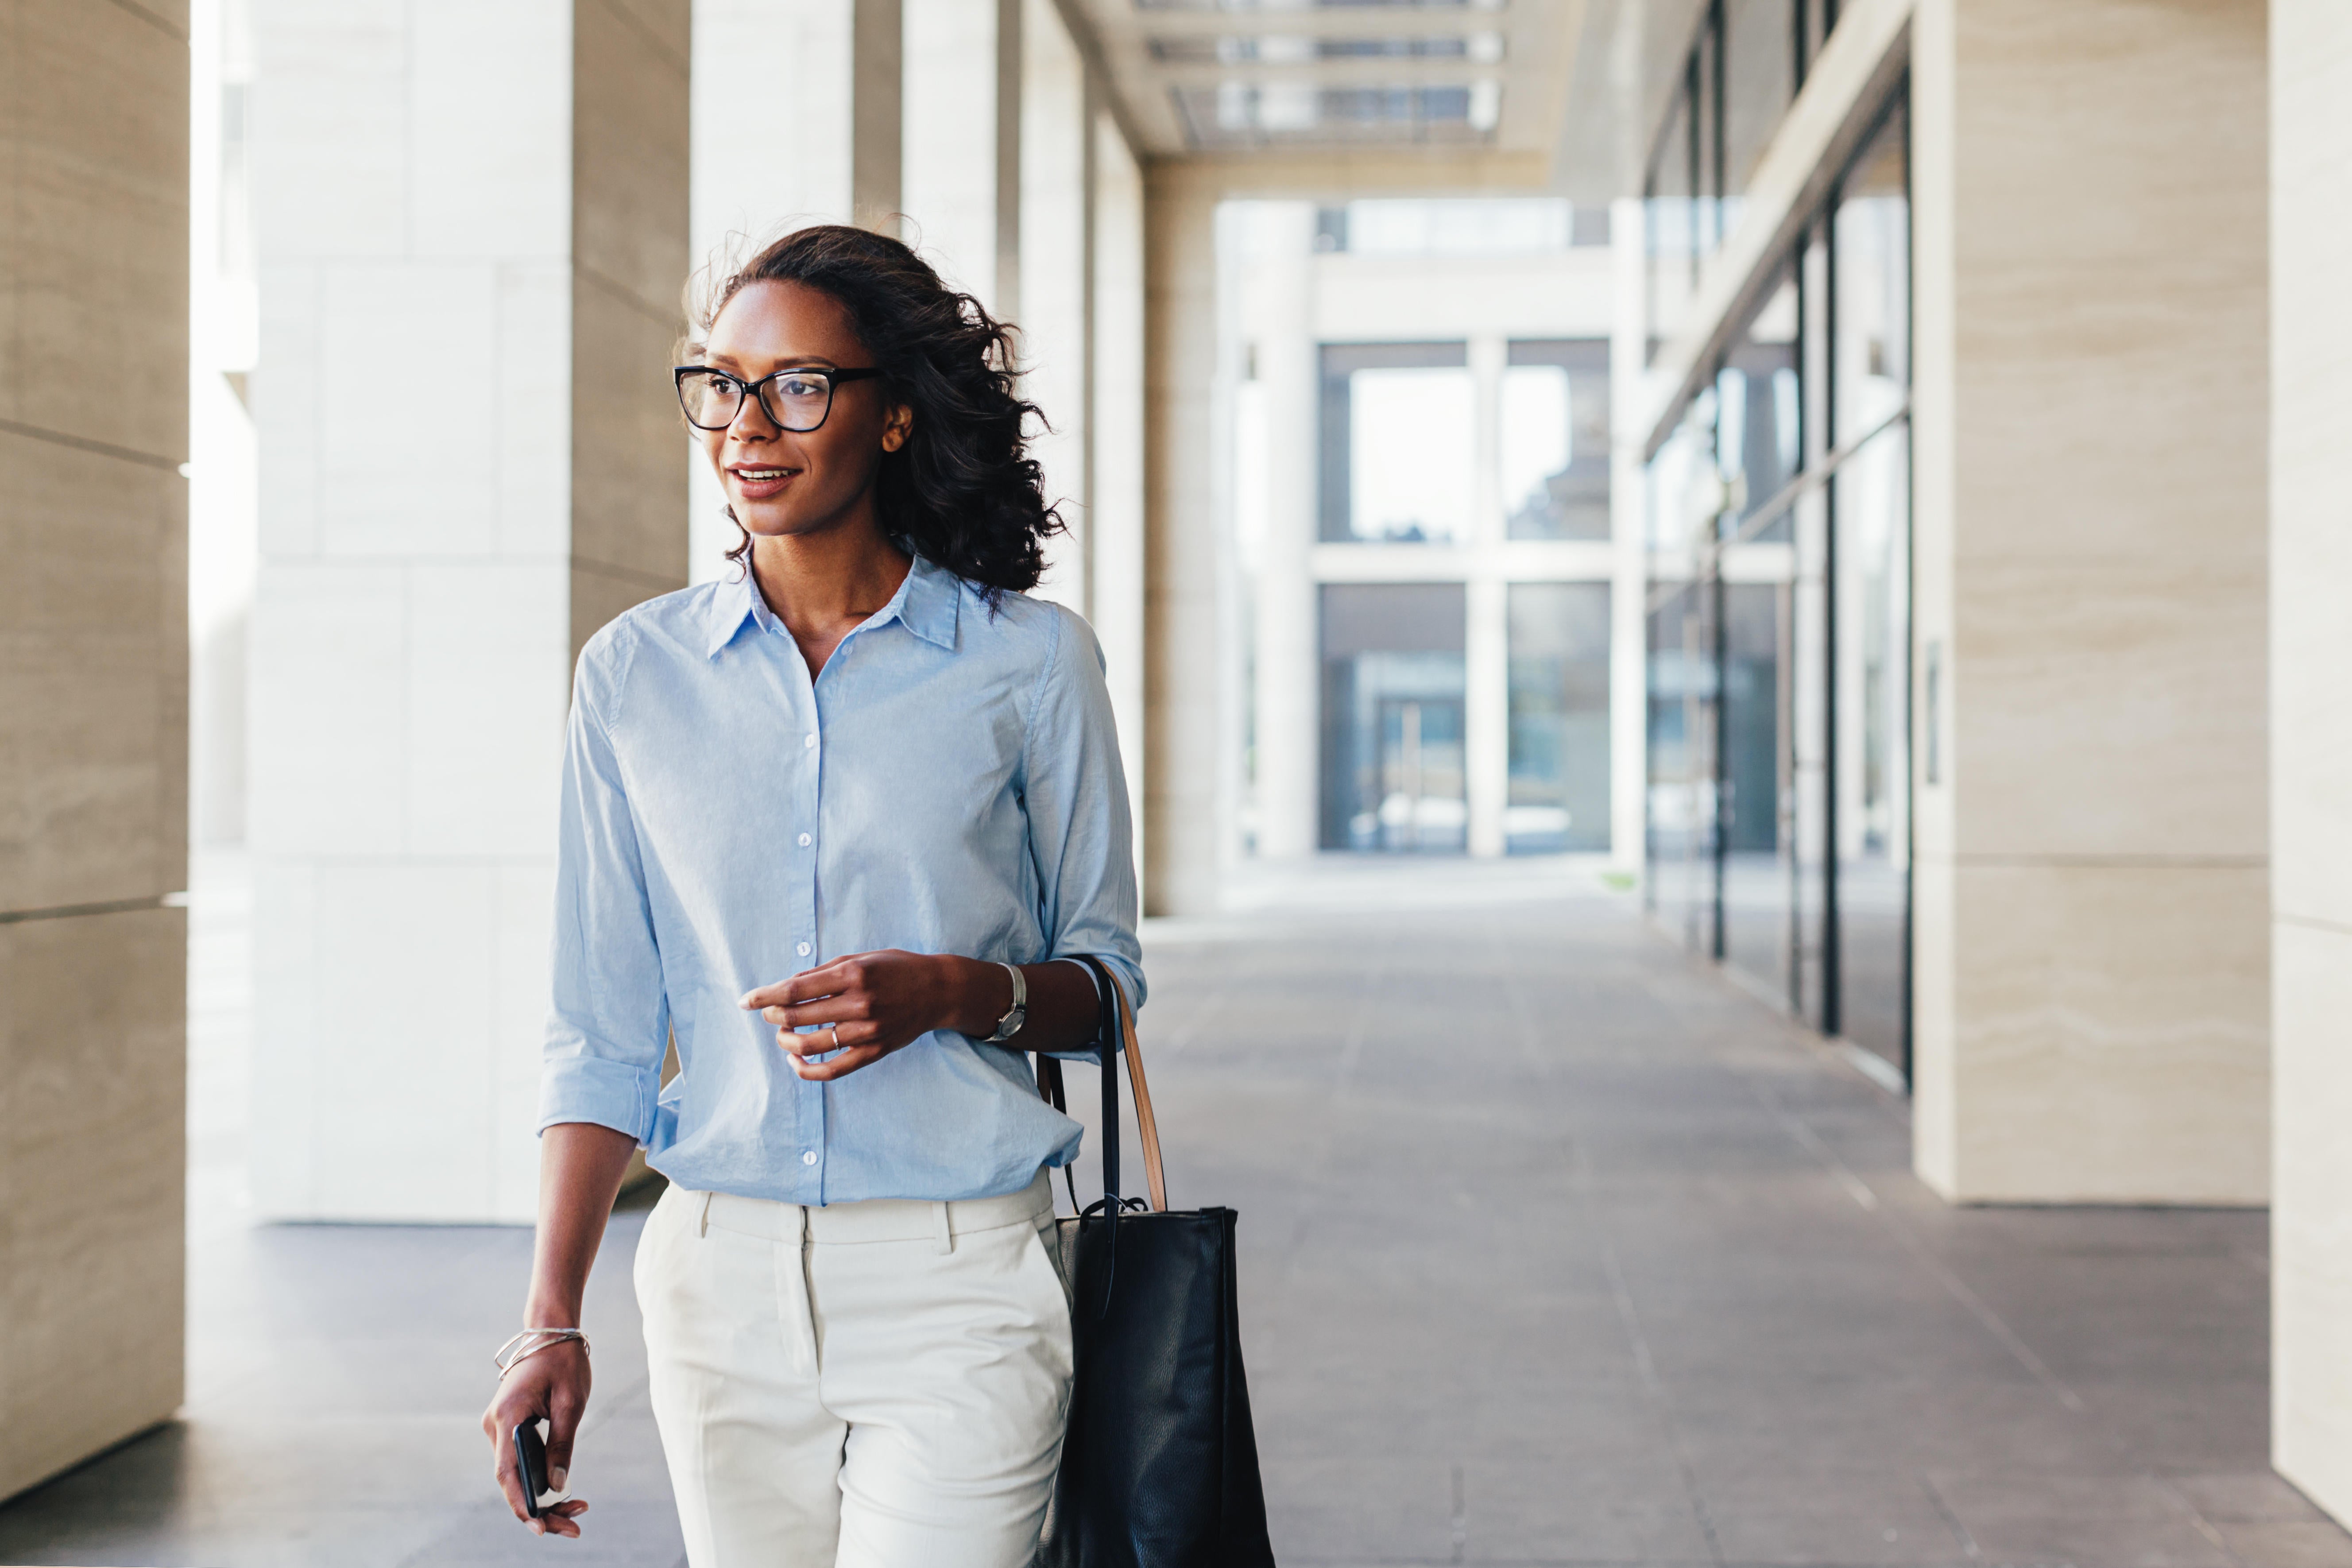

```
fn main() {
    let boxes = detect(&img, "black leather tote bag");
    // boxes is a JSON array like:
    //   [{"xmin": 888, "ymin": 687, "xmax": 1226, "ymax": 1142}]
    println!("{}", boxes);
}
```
[{"xmin": 1032, "ymin": 956, "xmax": 1277, "ymax": 1568}]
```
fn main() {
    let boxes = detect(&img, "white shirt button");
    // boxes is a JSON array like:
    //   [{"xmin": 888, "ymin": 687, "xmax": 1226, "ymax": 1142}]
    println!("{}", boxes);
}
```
[
  {"xmin": 804, "ymin": 733, "xmax": 818, "ymax": 749},
  {"xmin": 797, "ymin": 941, "xmax": 812, "ymax": 957},
  {"xmin": 797, "ymin": 832, "xmax": 812, "ymax": 848},
  {"xmin": 801, "ymin": 1150, "xmax": 818, "ymax": 1166}
]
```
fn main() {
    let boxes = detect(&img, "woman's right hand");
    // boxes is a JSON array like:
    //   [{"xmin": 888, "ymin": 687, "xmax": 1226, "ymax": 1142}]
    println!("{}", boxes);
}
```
[{"xmin": 482, "ymin": 1339, "xmax": 594, "ymax": 1537}]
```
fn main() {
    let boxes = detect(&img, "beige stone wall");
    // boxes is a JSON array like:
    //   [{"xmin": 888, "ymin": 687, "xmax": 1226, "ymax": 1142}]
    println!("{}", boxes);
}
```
[
  {"xmin": 248, "ymin": 0, "xmax": 687, "ymax": 1222},
  {"xmin": 1910, "ymin": 0, "xmax": 2270, "ymax": 1204},
  {"xmin": 573, "ymin": 0, "xmax": 692, "ymax": 658},
  {"xmin": 2271, "ymin": 0, "xmax": 2352, "ymax": 1528},
  {"xmin": 0, "ymin": 0, "xmax": 190, "ymax": 1500},
  {"xmin": 1141, "ymin": 172, "xmax": 1226, "ymax": 917}
]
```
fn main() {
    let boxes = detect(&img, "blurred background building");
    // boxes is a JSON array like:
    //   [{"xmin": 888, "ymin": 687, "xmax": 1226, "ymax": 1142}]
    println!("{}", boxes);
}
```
[{"xmin": 5, "ymin": 0, "xmax": 2351, "ymax": 1547}]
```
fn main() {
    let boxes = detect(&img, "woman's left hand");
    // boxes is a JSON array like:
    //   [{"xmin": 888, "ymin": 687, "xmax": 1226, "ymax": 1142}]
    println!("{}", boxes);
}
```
[{"xmin": 742, "ymin": 950, "xmax": 995, "ymax": 1080}]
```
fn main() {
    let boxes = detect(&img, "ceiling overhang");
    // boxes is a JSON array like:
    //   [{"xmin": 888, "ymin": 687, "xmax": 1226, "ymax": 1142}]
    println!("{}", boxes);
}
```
[{"xmin": 1067, "ymin": 0, "xmax": 1591, "ymax": 178}]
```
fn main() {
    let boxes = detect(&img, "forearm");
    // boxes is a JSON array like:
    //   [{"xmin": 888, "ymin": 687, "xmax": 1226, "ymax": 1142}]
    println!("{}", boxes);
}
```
[
  {"xmin": 522, "ymin": 1122, "xmax": 641, "ymax": 1326},
  {"xmin": 937, "ymin": 955, "xmax": 1105, "ymax": 1055}
]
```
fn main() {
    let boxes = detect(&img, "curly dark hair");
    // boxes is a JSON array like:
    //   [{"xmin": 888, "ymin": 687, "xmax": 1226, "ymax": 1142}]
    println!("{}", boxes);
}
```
[{"xmin": 684, "ymin": 224, "xmax": 1063, "ymax": 596}]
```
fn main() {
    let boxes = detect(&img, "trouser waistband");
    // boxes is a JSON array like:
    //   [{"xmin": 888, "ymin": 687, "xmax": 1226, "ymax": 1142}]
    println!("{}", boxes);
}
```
[{"xmin": 685, "ymin": 1169, "xmax": 1054, "ymax": 1248}]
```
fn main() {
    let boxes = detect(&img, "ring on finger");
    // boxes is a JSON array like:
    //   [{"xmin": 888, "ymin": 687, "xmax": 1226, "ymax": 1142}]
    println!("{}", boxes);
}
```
[{"xmin": 829, "ymin": 1026, "xmax": 842, "ymax": 1053}]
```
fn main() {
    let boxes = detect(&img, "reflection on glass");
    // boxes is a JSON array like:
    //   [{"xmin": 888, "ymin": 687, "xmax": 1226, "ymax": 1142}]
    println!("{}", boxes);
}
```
[
  {"xmin": 1646, "ymin": 585, "xmax": 1715, "ymax": 955},
  {"xmin": 1507, "ymin": 584, "xmax": 1610, "ymax": 853},
  {"xmin": 1720, "ymin": 581, "xmax": 1790, "ymax": 998},
  {"xmin": 1319, "ymin": 342, "xmax": 1470, "ymax": 542},
  {"xmin": 1719, "ymin": 274, "xmax": 1801, "ymax": 542},
  {"xmin": 1643, "ymin": 80, "xmax": 1907, "ymax": 1036},
  {"xmin": 1320, "ymin": 584, "xmax": 1468, "ymax": 852},
  {"xmin": 1501, "ymin": 340, "xmax": 1609, "ymax": 540},
  {"xmin": 1831, "ymin": 94, "xmax": 1911, "ymax": 1069}
]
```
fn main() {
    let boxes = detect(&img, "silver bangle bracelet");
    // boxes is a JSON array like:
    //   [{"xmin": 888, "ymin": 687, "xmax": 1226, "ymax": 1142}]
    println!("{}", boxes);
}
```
[{"xmin": 494, "ymin": 1327, "xmax": 590, "ymax": 1377}]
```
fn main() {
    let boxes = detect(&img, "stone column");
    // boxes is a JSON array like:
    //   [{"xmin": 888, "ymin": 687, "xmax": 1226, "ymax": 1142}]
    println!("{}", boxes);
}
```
[
  {"xmin": 903, "ymin": 0, "xmax": 1020, "ymax": 309},
  {"xmin": 0, "ymin": 0, "xmax": 188, "ymax": 1500},
  {"xmin": 1908, "ymin": 0, "xmax": 2269, "ymax": 1203},
  {"xmin": 1143, "ymin": 170, "xmax": 1230, "ymax": 915},
  {"xmin": 1249, "ymin": 202, "xmax": 1319, "ymax": 862},
  {"xmin": 1018, "ymin": 0, "xmax": 1089, "ymax": 615},
  {"xmin": 1465, "ymin": 333, "xmax": 1509, "ymax": 859},
  {"xmin": 248, "ymin": 0, "xmax": 690, "ymax": 1222},
  {"xmin": 2271, "ymin": 0, "xmax": 2352, "ymax": 1530},
  {"xmin": 1091, "ymin": 112, "xmax": 1148, "ymax": 893},
  {"xmin": 1608, "ymin": 196, "xmax": 1648, "ymax": 874},
  {"xmin": 688, "ymin": 0, "xmax": 903, "ymax": 582}
]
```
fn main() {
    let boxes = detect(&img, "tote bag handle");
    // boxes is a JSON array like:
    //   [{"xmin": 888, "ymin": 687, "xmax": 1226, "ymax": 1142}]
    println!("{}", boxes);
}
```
[{"xmin": 1038, "ymin": 956, "xmax": 1168, "ymax": 1215}]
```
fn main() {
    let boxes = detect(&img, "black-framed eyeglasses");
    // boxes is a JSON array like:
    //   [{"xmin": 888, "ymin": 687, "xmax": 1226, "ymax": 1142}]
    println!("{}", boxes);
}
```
[{"xmin": 673, "ymin": 364, "xmax": 884, "ymax": 433}]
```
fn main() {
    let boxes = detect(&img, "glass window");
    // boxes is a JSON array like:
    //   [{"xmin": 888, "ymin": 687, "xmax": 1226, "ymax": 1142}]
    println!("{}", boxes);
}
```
[
  {"xmin": 1507, "ymin": 584, "xmax": 1610, "ymax": 854},
  {"xmin": 1722, "ymin": 0, "xmax": 1799, "ymax": 231},
  {"xmin": 1501, "ymin": 340, "xmax": 1610, "ymax": 541},
  {"xmin": 1646, "ymin": 89, "xmax": 1694, "ymax": 360},
  {"xmin": 1720, "ymin": 581, "xmax": 1791, "ymax": 998},
  {"xmin": 1319, "ymin": 584, "xmax": 1468, "ymax": 852},
  {"xmin": 1719, "ymin": 272, "xmax": 1803, "ymax": 543},
  {"xmin": 1830, "ymin": 93, "xmax": 1911, "ymax": 1069},
  {"xmin": 1318, "ymin": 342, "xmax": 1471, "ymax": 543},
  {"xmin": 1646, "ymin": 583, "xmax": 1715, "ymax": 955},
  {"xmin": 1643, "ymin": 72, "xmax": 1912, "ymax": 1067}
]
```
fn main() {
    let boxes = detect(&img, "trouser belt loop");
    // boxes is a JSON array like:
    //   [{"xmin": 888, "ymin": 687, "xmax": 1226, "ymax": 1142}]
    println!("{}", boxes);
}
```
[
  {"xmin": 932, "ymin": 1200, "xmax": 954, "ymax": 1256},
  {"xmin": 698, "ymin": 1190, "xmax": 714, "ymax": 1238}
]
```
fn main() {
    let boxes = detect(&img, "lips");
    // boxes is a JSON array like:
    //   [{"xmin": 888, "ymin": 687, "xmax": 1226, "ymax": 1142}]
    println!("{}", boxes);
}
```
[{"xmin": 729, "ymin": 464, "xmax": 800, "ymax": 499}]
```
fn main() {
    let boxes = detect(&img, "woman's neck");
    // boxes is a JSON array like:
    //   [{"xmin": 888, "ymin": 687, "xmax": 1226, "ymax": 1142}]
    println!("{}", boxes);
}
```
[{"xmin": 747, "ymin": 516, "xmax": 912, "ymax": 678}]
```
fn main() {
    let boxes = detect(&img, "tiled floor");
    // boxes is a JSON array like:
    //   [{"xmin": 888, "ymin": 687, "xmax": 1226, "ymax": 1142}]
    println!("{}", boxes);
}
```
[{"xmin": 2, "ymin": 856, "xmax": 2344, "ymax": 1566}]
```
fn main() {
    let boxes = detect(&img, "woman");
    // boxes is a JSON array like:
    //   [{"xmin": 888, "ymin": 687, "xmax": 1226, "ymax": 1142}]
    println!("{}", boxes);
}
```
[{"xmin": 479, "ymin": 224, "xmax": 1141, "ymax": 1568}]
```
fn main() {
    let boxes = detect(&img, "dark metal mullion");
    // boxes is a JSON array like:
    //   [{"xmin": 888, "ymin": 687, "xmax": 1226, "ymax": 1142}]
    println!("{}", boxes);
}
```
[
  {"xmin": 1822, "ymin": 203, "xmax": 1844, "ymax": 1042},
  {"xmin": 1787, "ymin": 244, "xmax": 1809, "ymax": 1021},
  {"xmin": 1712, "ymin": 563, "xmax": 1729, "ymax": 964},
  {"xmin": 1710, "ymin": 0, "xmax": 1728, "ymax": 248},
  {"xmin": 1898, "ymin": 79, "xmax": 1917, "ymax": 1094},
  {"xmin": 1686, "ymin": 51, "xmax": 1702, "ymax": 292}
]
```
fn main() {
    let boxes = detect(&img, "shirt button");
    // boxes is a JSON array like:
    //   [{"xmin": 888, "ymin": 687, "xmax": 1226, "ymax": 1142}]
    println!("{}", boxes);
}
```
[
  {"xmin": 797, "ymin": 941, "xmax": 812, "ymax": 958},
  {"xmin": 797, "ymin": 832, "xmax": 812, "ymax": 848},
  {"xmin": 804, "ymin": 733, "xmax": 817, "ymax": 750},
  {"xmin": 801, "ymin": 1150, "xmax": 818, "ymax": 1166}
]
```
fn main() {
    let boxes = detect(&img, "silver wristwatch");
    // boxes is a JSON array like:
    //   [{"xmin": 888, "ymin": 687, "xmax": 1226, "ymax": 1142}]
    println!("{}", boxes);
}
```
[{"xmin": 983, "ymin": 962, "xmax": 1027, "ymax": 1042}]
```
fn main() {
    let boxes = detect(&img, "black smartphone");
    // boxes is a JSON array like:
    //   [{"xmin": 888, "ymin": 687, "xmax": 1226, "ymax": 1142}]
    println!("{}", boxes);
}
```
[{"xmin": 512, "ymin": 1420, "xmax": 550, "ymax": 1520}]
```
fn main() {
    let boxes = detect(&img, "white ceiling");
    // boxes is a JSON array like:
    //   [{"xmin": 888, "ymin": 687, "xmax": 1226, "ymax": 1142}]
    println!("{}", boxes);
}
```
[{"xmin": 1070, "ymin": 0, "xmax": 1594, "ymax": 163}]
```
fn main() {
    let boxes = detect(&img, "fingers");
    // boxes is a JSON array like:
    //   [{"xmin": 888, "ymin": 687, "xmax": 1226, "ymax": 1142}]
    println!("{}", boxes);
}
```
[
  {"xmin": 489, "ymin": 1422, "xmax": 531, "ymax": 1524},
  {"xmin": 788, "ymin": 1042, "xmax": 887, "ymax": 1081},
  {"xmin": 545, "ymin": 1387, "xmax": 582, "ymax": 1496},
  {"xmin": 541, "ymin": 1499, "xmax": 590, "ymax": 1539},
  {"xmin": 775, "ymin": 1022, "xmax": 873, "ymax": 1058},
  {"xmin": 739, "ymin": 957, "xmax": 858, "ymax": 1012},
  {"xmin": 759, "ymin": 992, "xmax": 871, "ymax": 1030}
]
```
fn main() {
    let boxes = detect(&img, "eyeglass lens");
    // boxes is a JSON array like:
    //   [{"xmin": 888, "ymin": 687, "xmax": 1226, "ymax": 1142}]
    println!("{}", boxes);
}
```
[{"xmin": 678, "ymin": 369, "xmax": 834, "ymax": 432}]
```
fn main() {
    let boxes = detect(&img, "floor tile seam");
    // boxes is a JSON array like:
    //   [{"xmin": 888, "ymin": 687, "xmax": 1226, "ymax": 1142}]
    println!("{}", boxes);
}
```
[
  {"xmin": 1625, "ymin": 918, "xmax": 1915, "ymax": 1140},
  {"xmin": 1724, "ymin": 1063, "xmax": 2089, "ymax": 1419}
]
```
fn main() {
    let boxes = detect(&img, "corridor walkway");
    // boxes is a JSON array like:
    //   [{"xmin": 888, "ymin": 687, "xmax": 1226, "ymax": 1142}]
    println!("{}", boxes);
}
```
[{"xmin": 0, "ymin": 860, "xmax": 2337, "ymax": 1566}]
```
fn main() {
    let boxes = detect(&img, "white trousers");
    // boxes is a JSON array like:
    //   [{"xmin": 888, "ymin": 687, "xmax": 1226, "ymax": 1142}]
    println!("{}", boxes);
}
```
[{"xmin": 634, "ymin": 1173, "xmax": 1074, "ymax": 1568}]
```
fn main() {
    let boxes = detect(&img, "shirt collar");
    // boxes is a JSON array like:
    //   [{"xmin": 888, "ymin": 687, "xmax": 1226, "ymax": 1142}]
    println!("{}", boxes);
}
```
[{"xmin": 702, "ymin": 554, "xmax": 960, "ymax": 660}]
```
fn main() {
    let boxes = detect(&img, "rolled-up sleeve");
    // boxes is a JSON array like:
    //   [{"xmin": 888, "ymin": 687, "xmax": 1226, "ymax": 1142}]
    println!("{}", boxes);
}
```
[
  {"xmin": 538, "ymin": 628, "xmax": 668, "ymax": 1142},
  {"xmin": 1022, "ymin": 607, "xmax": 1146, "ymax": 1059}
]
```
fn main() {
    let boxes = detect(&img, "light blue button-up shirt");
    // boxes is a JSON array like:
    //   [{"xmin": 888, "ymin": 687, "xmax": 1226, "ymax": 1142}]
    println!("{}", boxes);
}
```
[{"xmin": 537, "ymin": 555, "xmax": 1143, "ymax": 1204}]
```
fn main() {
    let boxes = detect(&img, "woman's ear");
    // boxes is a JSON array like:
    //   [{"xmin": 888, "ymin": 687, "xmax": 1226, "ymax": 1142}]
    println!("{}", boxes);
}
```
[{"xmin": 881, "ymin": 400, "xmax": 914, "ymax": 454}]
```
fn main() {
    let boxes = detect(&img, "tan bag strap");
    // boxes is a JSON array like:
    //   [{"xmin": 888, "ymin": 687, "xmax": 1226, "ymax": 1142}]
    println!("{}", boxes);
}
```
[{"xmin": 1105, "ymin": 971, "xmax": 1170, "ymax": 1214}]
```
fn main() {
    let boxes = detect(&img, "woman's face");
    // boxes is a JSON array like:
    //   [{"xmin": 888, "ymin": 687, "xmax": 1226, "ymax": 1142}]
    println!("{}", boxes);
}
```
[{"xmin": 695, "ymin": 279, "xmax": 910, "ymax": 544}]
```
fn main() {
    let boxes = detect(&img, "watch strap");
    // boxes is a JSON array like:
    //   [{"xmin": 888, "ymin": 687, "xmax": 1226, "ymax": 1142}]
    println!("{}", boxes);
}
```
[{"xmin": 984, "ymin": 961, "xmax": 1027, "ymax": 1042}]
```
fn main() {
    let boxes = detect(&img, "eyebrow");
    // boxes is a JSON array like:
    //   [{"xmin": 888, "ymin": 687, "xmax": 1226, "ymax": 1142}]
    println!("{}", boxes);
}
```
[{"xmin": 693, "ymin": 352, "xmax": 842, "ymax": 373}]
